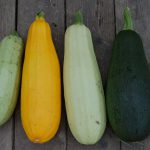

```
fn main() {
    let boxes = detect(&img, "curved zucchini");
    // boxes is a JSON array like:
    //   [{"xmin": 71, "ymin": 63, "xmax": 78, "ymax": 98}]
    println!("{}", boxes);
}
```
[{"xmin": 63, "ymin": 11, "xmax": 106, "ymax": 145}]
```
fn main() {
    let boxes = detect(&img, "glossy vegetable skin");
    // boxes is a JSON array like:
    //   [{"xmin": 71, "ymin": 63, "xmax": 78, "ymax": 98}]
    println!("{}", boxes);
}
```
[{"xmin": 21, "ymin": 12, "xmax": 61, "ymax": 143}]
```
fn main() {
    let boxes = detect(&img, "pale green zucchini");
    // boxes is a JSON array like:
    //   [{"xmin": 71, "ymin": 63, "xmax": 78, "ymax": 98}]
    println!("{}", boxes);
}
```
[
  {"xmin": 0, "ymin": 32, "xmax": 23, "ymax": 125},
  {"xmin": 63, "ymin": 12, "xmax": 106, "ymax": 145}
]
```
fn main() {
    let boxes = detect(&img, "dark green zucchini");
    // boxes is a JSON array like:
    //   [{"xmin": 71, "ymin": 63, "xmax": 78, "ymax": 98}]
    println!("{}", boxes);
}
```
[{"xmin": 106, "ymin": 7, "xmax": 150, "ymax": 142}]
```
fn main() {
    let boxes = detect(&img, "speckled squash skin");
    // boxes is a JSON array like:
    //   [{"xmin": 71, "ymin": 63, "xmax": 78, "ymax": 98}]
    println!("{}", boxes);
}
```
[{"xmin": 0, "ymin": 32, "xmax": 23, "ymax": 126}]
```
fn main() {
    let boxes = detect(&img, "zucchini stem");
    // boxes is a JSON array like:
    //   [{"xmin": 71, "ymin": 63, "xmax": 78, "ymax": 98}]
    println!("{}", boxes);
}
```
[
  {"xmin": 123, "ymin": 7, "xmax": 133, "ymax": 30},
  {"xmin": 11, "ymin": 31, "xmax": 19, "ymax": 36},
  {"xmin": 36, "ymin": 11, "xmax": 45, "ymax": 19},
  {"xmin": 75, "ymin": 11, "xmax": 84, "ymax": 24}
]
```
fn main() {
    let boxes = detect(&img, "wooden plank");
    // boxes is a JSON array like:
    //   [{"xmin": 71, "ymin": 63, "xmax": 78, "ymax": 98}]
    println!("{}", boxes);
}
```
[
  {"xmin": 115, "ymin": 0, "xmax": 150, "ymax": 150},
  {"xmin": 0, "ymin": 0, "xmax": 16, "ymax": 38},
  {"xmin": 14, "ymin": 0, "xmax": 66, "ymax": 149},
  {"xmin": 144, "ymin": 136, "xmax": 150, "ymax": 150},
  {"xmin": 121, "ymin": 142, "xmax": 144, "ymax": 150},
  {"xmin": 0, "ymin": 119, "xmax": 14, "ymax": 150},
  {"xmin": 0, "ymin": 0, "xmax": 16, "ymax": 150},
  {"xmin": 66, "ymin": 0, "xmax": 120, "ymax": 150}
]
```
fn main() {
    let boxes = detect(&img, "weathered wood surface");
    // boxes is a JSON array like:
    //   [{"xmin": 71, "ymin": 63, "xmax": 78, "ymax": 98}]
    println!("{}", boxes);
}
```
[
  {"xmin": 0, "ymin": 0, "xmax": 16, "ymax": 150},
  {"xmin": 0, "ymin": 0, "xmax": 150, "ymax": 150}
]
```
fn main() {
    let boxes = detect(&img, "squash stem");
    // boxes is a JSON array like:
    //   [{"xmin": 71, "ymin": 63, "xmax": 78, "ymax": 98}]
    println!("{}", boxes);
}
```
[
  {"xmin": 36, "ymin": 11, "xmax": 45, "ymax": 19},
  {"xmin": 11, "ymin": 31, "xmax": 19, "ymax": 36},
  {"xmin": 75, "ymin": 11, "xmax": 84, "ymax": 24},
  {"xmin": 123, "ymin": 7, "xmax": 133, "ymax": 30}
]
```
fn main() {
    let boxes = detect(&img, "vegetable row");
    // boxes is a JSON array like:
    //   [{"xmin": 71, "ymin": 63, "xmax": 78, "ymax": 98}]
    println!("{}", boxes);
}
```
[{"xmin": 0, "ymin": 7, "xmax": 149, "ymax": 145}]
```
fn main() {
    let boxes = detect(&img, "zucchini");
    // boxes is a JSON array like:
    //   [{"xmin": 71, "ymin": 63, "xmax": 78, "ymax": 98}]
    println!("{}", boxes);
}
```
[
  {"xmin": 63, "ymin": 11, "xmax": 106, "ymax": 145},
  {"xmin": 106, "ymin": 7, "xmax": 150, "ymax": 142},
  {"xmin": 0, "ymin": 32, "xmax": 23, "ymax": 125}
]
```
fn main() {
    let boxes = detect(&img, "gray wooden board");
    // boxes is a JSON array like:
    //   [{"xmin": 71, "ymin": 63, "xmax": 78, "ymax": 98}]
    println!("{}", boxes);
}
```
[
  {"xmin": 115, "ymin": 0, "xmax": 150, "ymax": 150},
  {"xmin": 14, "ymin": 0, "xmax": 66, "ymax": 150},
  {"xmin": 0, "ymin": 0, "xmax": 16, "ymax": 150},
  {"xmin": 66, "ymin": 0, "xmax": 120, "ymax": 150},
  {"xmin": 144, "ymin": 137, "xmax": 150, "ymax": 150}
]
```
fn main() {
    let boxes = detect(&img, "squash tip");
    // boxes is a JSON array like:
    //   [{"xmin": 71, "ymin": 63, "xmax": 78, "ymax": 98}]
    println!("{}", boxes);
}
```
[
  {"xmin": 74, "ymin": 10, "xmax": 84, "ymax": 24},
  {"xmin": 123, "ymin": 6, "xmax": 133, "ymax": 30},
  {"xmin": 11, "ymin": 31, "xmax": 19, "ymax": 37}
]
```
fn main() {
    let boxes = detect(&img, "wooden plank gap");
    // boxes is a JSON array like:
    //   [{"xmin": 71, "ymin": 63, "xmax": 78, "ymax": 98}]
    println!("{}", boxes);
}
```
[
  {"xmin": 64, "ymin": 0, "xmax": 67, "ymax": 30},
  {"xmin": 15, "ymin": 0, "xmax": 18, "ymax": 31},
  {"xmin": 113, "ymin": 0, "xmax": 117, "ymax": 37}
]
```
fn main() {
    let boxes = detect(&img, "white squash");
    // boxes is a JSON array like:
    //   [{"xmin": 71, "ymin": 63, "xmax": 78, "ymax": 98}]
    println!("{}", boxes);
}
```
[{"xmin": 63, "ymin": 11, "xmax": 106, "ymax": 145}]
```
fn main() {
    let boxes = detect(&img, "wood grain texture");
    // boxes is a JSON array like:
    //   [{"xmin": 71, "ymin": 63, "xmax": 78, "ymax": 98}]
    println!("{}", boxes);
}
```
[
  {"xmin": 0, "ymin": 0, "xmax": 16, "ymax": 150},
  {"xmin": 144, "ymin": 136, "xmax": 150, "ymax": 150},
  {"xmin": 0, "ymin": 0, "xmax": 16, "ymax": 38},
  {"xmin": 14, "ymin": 0, "xmax": 66, "ymax": 150},
  {"xmin": 121, "ymin": 142, "xmax": 144, "ymax": 150},
  {"xmin": 66, "ymin": 0, "xmax": 120, "ymax": 150},
  {"xmin": 115, "ymin": 0, "xmax": 150, "ymax": 150}
]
